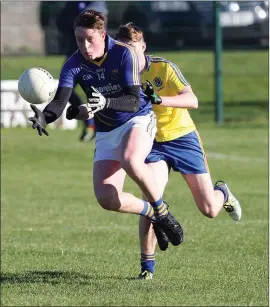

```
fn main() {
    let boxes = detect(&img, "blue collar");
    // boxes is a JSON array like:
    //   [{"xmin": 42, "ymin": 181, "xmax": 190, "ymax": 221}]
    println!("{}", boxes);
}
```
[{"xmin": 105, "ymin": 34, "xmax": 115, "ymax": 52}]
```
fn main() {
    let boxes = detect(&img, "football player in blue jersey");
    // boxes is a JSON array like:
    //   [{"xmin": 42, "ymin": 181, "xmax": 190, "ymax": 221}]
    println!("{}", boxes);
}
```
[{"xmin": 28, "ymin": 10, "xmax": 184, "ymax": 249}]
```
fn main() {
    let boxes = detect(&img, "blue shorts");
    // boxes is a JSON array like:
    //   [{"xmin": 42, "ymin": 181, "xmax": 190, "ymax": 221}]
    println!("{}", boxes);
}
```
[{"xmin": 145, "ymin": 131, "xmax": 209, "ymax": 174}]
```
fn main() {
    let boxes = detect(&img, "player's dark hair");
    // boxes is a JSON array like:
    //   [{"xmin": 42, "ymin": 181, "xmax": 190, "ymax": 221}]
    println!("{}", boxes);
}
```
[
  {"xmin": 115, "ymin": 22, "xmax": 144, "ymax": 42},
  {"xmin": 74, "ymin": 9, "xmax": 106, "ymax": 32}
]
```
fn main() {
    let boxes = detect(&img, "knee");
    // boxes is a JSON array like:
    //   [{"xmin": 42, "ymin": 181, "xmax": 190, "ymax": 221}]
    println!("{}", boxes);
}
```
[
  {"xmin": 203, "ymin": 210, "xmax": 217, "ymax": 219},
  {"xmin": 198, "ymin": 203, "xmax": 218, "ymax": 218},
  {"xmin": 95, "ymin": 194, "xmax": 121, "ymax": 211}
]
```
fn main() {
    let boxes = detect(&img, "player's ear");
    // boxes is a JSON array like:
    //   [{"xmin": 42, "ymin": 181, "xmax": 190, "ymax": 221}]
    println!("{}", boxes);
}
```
[
  {"xmin": 101, "ymin": 31, "xmax": 106, "ymax": 41},
  {"xmin": 142, "ymin": 41, "xmax": 146, "ymax": 53}
]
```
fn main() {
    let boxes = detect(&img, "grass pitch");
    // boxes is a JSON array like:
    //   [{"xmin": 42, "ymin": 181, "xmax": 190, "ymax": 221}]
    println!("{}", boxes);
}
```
[
  {"xmin": 1, "ymin": 51, "xmax": 269, "ymax": 306},
  {"xmin": 1, "ymin": 124, "xmax": 268, "ymax": 306}
]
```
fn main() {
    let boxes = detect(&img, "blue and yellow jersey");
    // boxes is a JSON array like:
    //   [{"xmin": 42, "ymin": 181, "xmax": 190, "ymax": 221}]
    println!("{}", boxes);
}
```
[
  {"xmin": 58, "ymin": 35, "xmax": 152, "ymax": 132},
  {"xmin": 141, "ymin": 55, "xmax": 196, "ymax": 142}
]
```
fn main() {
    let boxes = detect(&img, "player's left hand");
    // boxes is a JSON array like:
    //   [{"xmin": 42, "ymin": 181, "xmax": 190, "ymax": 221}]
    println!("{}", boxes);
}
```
[
  {"xmin": 142, "ymin": 80, "xmax": 162, "ymax": 105},
  {"xmin": 66, "ymin": 104, "xmax": 94, "ymax": 120},
  {"xmin": 86, "ymin": 87, "xmax": 107, "ymax": 113}
]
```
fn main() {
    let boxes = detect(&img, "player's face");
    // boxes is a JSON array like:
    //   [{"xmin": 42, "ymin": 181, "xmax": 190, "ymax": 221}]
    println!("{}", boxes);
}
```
[{"xmin": 75, "ymin": 27, "xmax": 106, "ymax": 61}]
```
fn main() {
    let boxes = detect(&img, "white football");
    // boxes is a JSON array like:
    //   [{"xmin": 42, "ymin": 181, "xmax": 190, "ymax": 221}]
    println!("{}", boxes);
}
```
[{"xmin": 18, "ymin": 67, "xmax": 56, "ymax": 104}]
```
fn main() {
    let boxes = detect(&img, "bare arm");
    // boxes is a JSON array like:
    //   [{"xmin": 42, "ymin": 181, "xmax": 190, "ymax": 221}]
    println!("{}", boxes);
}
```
[{"xmin": 159, "ymin": 85, "xmax": 198, "ymax": 109}]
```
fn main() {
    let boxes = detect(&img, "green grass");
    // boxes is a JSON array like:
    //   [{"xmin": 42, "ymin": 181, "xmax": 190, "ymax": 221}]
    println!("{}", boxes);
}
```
[
  {"xmin": 1, "ymin": 123, "xmax": 268, "ymax": 306},
  {"xmin": 1, "ymin": 50, "xmax": 268, "ymax": 123}
]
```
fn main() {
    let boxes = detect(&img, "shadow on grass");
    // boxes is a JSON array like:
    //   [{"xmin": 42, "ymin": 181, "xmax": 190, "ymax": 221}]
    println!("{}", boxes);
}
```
[{"xmin": 1, "ymin": 270, "xmax": 138, "ymax": 285}]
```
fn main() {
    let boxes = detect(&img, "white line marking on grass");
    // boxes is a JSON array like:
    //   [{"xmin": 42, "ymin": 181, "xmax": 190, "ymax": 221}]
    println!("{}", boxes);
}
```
[{"xmin": 207, "ymin": 152, "xmax": 266, "ymax": 163}]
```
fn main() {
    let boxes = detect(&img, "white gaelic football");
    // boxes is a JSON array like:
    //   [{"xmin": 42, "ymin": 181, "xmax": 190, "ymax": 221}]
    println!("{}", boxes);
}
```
[{"xmin": 18, "ymin": 67, "xmax": 56, "ymax": 104}]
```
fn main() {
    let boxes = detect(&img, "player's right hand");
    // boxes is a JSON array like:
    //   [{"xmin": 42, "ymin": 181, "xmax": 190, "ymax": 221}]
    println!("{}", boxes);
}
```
[
  {"xmin": 86, "ymin": 87, "xmax": 107, "ymax": 113},
  {"xmin": 28, "ymin": 104, "xmax": 49, "ymax": 136},
  {"xmin": 142, "ymin": 80, "xmax": 162, "ymax": 105}
]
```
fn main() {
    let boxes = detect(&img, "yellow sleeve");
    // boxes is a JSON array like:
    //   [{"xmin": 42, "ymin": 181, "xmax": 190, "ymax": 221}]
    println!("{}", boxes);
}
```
[{"xmin": 167, "ymin": 62, "xmax": 189, "ymax": 94}]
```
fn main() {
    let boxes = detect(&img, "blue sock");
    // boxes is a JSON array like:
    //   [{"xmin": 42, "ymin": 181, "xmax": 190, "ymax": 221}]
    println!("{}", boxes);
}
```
[
  {"xmin": 214, "ymin": 185, "xmax": 228, "ymax": 203},
  {"xmin": 140, "ymin": 201, "xmax": 155, "ymax": 220},
  {"xmin": 85, "ymin": 117, "xmax": 95, "ymax": 128},
  {"xmin": 150, "ymin": 198, "xmax": 168, "ymax": 217},
  {"xmin": 141, "ymin": 253, "xmax": 155, "ymax": 273}
]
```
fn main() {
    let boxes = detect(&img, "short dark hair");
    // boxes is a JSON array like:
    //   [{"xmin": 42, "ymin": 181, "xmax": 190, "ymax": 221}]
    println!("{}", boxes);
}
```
[
  {"xmin": 74, "ymin": 9, "xmax": 106, "ymax": 32},
  {"xmin": 115, "ymin": 22, "xmax": 144, "ymax": 43}
]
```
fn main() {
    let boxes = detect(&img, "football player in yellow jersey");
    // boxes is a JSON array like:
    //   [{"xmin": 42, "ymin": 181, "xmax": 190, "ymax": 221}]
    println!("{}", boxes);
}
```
[{"xmin": 116, "ymin": 23, "xmax": 242, "ymax": 280}]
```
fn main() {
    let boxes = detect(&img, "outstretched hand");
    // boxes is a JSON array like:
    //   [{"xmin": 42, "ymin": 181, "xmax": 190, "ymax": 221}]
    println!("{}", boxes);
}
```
[{"xmin": 28, "ymin": 104, "xmax": 49, "ymax": 136}]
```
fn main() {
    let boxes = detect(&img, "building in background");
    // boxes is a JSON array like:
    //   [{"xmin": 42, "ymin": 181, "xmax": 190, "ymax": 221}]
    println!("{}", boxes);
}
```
[{"xmin": 1, "ymin": 2, "xmax": 44, "ymax": 55}]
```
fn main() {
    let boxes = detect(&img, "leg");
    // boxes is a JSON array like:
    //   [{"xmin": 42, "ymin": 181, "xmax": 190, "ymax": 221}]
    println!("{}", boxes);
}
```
[
  {"xmin": 159, "ymin": 130, "xmax": 224, "ymax": 218},
  {"xmin": 139, "ymin": 160, "xmax": 169, "ymax": 253},
  {"xmin": 164, "ymin": 130, "xmax": 241, "ymax": 221},
  {"xmin": 178, "ymin": 130, "xmax": 241, "ymax": 219},
  {"xmin": 120, "ymin": 127, "xmax": 161, "ymax": 203},
  {"xmin": 82, "ymin": 117, "xmax": 96, "ymax": 142},
  {"xmin": 139, "ymin": 161, "xmax": 169, "ymax": 277},
  {"xmin": 93, "ymin": 160, "xmax": 152, "ymax": 215},
  {"xmin": 183, "ymin": 173, "xmax": 242, "ymax": 221},
  {"xmin": 120, "ymin": 126, "xmax": 184, "ymax": 246},
  {"xmin": 86, "ymin": 117, "xmax": 95, "ymax": 131},
  {"xmin": 183, "ymin": 173, "xmax": 224, "ymax": 218}
]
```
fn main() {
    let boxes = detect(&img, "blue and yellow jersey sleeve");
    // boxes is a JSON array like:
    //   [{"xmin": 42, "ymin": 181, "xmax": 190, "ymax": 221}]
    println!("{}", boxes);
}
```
[
  {"xmin": 141, "ymin": 56, "xmax": 196, "ymax": 142},
  {"xmin": 116, "ymin": 42, "xmax": 141, "ymax": 87},
  {"xmin": 167, "ymin": 61, "xmax": 189, "ymax": 94},
  {"xmin": 58, "ymin": 57, "xmax": 79, "ymax": 89}
]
